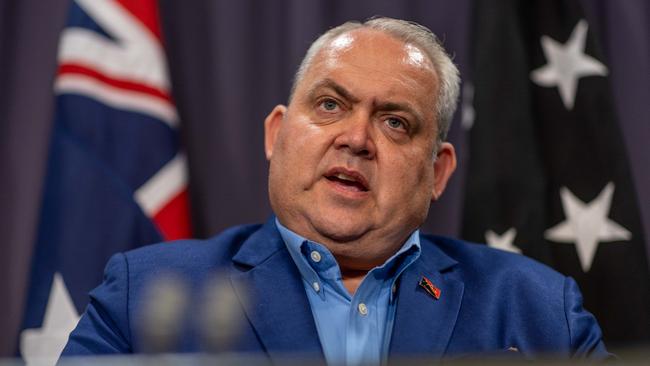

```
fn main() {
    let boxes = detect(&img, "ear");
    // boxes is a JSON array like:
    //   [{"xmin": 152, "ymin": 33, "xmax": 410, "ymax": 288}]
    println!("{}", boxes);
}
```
[
  {"xmin": 264, "ymin": 105, "xmax": 287, "ymax": 160},
  {"xmin": 431, "ymin": 142, "xmax": 457, "ymax": 201}
]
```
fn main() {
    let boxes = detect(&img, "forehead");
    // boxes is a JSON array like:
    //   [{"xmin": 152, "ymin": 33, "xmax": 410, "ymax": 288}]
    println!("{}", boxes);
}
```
[
  {"xmin": 295, "ymin": 29, "xmax": 439, "ymax": 113},
  {"xmin": 323, "ymin": 29, "xmax": 434, "ymax": 71}
]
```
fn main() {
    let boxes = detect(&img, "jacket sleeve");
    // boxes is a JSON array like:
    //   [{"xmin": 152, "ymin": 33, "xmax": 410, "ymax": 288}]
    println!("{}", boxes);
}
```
[
  {"xmin": 563, "ymin": 276, "xmax": 611, "ymax": 360},
  {"xmin": 60, "ymin": 253, "xmax": 132, "ymax": 355}
]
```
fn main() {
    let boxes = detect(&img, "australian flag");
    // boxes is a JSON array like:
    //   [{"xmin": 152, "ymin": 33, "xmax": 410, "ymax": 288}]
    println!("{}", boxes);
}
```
[
  {"xmin": 463, "ymin": 0, "xmax": 650, "ymax": 348},
  {"xmin": 18, "ymin": 0, "xmax": 191, "ymax": 363}
]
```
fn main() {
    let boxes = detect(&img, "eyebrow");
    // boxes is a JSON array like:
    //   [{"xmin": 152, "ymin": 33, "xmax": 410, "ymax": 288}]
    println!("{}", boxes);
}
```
[
  {"xmin": 373, "ymin": 101, "xmax": 424, "ymax": 127},
  {"xmin": 307, "ymin": 78, "xmax": 426, "ymax": 128},
  {"xmin": 306, "ymin": 78, "xmax": 360, "ymax": 104}
]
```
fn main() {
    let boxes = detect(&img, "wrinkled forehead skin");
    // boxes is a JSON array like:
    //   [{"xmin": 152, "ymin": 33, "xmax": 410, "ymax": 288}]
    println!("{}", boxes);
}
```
[{"xmin": 322, "ymin": 30, "xmax": 436, "ymax": 73}]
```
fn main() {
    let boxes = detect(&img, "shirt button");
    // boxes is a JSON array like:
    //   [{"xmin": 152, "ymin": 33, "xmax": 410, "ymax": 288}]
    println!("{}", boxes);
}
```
[
  {"xmin": 310, "ymin": 251, "xmax": 321, "ymax": 263},
  {"xmin": 358, "ymin": 303, "xmax": 368, "ymax": 316},
  {"xmin": 392, "ymin": 284, "xmax": 397, "ymax": 294},
  {"xmin": 312, "ymin": 282, "xmax": 320, "ymax": 292}
]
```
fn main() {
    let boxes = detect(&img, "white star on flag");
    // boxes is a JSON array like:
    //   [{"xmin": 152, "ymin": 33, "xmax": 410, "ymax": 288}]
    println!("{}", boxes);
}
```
[
  {"xmin": 544, "ymin": 182, "xmax": 631, "ymax": 272},
  {"xmin": 530, "ymin": 19, "xmax": 608, "ymax": 110},
  {"xmin": 485, "ymin": 228, "xmax": 521, "ymax": 254},
  {"xmin": 20, "ymin": 272, "xmax": 80, "ymax": 366}
]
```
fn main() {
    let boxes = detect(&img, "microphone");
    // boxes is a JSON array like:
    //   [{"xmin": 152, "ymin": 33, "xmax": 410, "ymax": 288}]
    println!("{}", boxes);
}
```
[
  {"xmin": 135, "ymin": 272, "xmax": 189, "ymax": 353},
  {"xmin": 196, "ymin": 272, "xmax": 249, "ymax": 353}
]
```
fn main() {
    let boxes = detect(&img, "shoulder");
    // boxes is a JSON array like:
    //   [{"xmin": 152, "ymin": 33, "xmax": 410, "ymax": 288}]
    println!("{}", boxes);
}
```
[
  {"xmin": 122, "ymin": 223, "xmax": 263, "ymax": 274},
  {"xmin": 419, "ymin": 235, "xmax": 609, "ymax": 358},
  {"xmin": 421, "ymin": 234, "xmax": 566, "ymax": 294}
]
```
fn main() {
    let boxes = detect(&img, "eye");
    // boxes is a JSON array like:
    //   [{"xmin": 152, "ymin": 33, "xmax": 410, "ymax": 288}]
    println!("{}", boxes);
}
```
[
  {"xmin": 385, "ymin": 117, "xmax": 407, "ymax": 131},
  {"xmin": 318, "ymin": 98, "xmax": 340, "ymax": 112}
]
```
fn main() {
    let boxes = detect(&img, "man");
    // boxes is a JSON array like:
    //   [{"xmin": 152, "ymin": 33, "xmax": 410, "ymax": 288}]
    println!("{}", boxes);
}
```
[{"xmin": 62, "ymin": 17, "xmax": 609, "ymax": 363}]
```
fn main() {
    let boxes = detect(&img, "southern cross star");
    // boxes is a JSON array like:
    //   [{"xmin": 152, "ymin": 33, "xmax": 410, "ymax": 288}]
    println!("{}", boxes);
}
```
[
  {"xmin": 485, "ymin": 227, "xmax": 521, "ymax": 254},
  {"xmin": 544, "ymin": 182, "xmax": 631, "ymax": 272},
  {"xmin": 530, "ymin": 19, "xmax": 608, "ymax": 110}
]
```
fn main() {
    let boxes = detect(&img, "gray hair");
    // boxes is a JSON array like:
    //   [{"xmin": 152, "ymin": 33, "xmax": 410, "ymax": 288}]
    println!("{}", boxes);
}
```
[{"xmin": 289, "ymin": 17, "xmax": 460, "ymax": 146}]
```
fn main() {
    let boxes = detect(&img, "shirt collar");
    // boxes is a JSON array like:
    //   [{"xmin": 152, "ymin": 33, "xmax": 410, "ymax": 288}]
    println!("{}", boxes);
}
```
[{"xmin": 276, "ymin": 218, "xmax": 421, "ymax": 299}]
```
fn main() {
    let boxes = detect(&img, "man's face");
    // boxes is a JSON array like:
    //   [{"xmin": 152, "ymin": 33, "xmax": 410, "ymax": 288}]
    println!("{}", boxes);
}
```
[{"xmin": 265, "ymin": 29, "xmax": 456, "ymax": 269}]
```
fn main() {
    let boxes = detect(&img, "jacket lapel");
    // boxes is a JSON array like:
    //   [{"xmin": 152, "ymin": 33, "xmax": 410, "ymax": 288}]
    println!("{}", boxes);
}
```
[
  {"xmin": 229, "ymin": 219, "xmax": 324, "ymax": 361},
  {"xmin": 389, "ymin": 236, "xmax": 464, "ymax": 360}
]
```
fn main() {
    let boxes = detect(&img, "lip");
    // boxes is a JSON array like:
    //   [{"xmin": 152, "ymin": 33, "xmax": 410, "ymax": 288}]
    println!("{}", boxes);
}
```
[{"xmin": 323, "ymin": 167, "xmax": 370, "ymax": 193}]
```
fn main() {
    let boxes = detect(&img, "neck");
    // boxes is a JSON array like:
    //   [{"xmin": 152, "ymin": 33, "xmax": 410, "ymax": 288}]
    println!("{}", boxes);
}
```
[{"xmin": 341, "ymin": 269, "xmax": 367, "ymax": 295}]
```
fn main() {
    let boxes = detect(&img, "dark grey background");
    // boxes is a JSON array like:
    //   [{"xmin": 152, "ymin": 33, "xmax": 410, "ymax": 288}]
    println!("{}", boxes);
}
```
[{"xmin": 0, "ymin": 0, "xmax": 647, "ymax": 356}]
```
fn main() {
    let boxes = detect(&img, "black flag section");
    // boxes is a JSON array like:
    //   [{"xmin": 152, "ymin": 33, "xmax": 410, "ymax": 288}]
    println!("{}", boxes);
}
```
[{"xmin": 463, "ymin": 0, "xmax": 650, "ymax": 347}]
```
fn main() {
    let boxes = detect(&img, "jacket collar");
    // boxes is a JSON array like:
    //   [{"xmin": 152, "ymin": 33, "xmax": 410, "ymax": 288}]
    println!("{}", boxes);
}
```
[
  {"xmin": 229, "ymin": 218, "xmax": 324, "ymax": 362},
  {"xmin": 231, "ymin": 218, "xmax": 287, "ymax": 267},
  {"xmin": 388, "ymin": 235, "xmax": 464, "ymax": 360}
]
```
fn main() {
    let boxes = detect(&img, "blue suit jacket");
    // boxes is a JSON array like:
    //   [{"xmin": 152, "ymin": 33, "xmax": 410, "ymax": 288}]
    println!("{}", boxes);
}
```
[{"xmin": 62, "ymin": 219, "xmax": 609, "ymax": 361}]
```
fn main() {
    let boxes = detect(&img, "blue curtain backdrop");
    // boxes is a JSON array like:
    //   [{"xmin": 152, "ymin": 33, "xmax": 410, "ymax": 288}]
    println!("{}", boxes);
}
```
[{"xmin": 0, "ymin": 0, "xmax": 648, "ymax": 356}]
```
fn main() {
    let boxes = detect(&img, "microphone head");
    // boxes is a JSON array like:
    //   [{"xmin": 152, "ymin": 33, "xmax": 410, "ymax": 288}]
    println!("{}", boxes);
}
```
[
  {"xmin": 135, "ymin": 272, "xmax": 189, "ymax": 353},
  {"xmin": 197, "ymin": 272, "xmax": 249, "ymax": 353}
]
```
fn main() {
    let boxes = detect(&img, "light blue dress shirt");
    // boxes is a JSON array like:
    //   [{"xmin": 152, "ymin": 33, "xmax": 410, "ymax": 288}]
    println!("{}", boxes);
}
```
[{"xmin": 276, "ymin": 219, "xmax": 421, "ymax": 366}]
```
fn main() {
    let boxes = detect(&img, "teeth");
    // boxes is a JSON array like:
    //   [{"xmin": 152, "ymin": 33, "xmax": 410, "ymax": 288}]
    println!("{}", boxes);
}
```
[{"xmin": 335, "ymin": 173, "xmax": 356, "ymax": 182}]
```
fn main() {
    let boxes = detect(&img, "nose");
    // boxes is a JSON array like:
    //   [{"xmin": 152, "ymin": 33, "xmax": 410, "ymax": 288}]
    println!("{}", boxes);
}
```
[{"xmin": 333, "ymin": 112, "xmax": 376, "ymax": 159}]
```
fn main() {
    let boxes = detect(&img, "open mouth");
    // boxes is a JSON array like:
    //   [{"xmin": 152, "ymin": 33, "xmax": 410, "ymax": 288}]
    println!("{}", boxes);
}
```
[{"xmin": 324, "ymin": 169, "xmax": 369, "ymax": 192}]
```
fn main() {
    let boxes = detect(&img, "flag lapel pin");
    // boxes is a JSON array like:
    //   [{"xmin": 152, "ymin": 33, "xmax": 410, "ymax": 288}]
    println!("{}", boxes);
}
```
[{"xmin": 418, "ymin": 276, "xmax": 441, "ymax": 300}]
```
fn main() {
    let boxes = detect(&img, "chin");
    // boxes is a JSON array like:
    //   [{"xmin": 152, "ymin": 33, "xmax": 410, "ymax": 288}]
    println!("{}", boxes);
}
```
[{"xmin": 309, "ymin": 214, "xmax": 369, "ymax": 243}]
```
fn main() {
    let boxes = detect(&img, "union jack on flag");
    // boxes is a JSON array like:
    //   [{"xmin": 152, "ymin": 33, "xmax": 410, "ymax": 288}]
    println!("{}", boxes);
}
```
[{"xmin": 19, "ymin": 0, "xmax": 190, "ymax": 363}]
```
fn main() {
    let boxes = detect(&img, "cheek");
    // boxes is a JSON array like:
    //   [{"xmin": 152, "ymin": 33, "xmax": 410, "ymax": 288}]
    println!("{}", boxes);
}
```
[
  {"xmin": 274, "ymin": 119, "xmax": 311, "ymax": 158},
  {"xmin": 273, "ymin": 119, "xmax": 334, "ymax": 179},
  {"xmin": 379, "ymin": 150, "xmax": 435, "ymax": 198}
]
